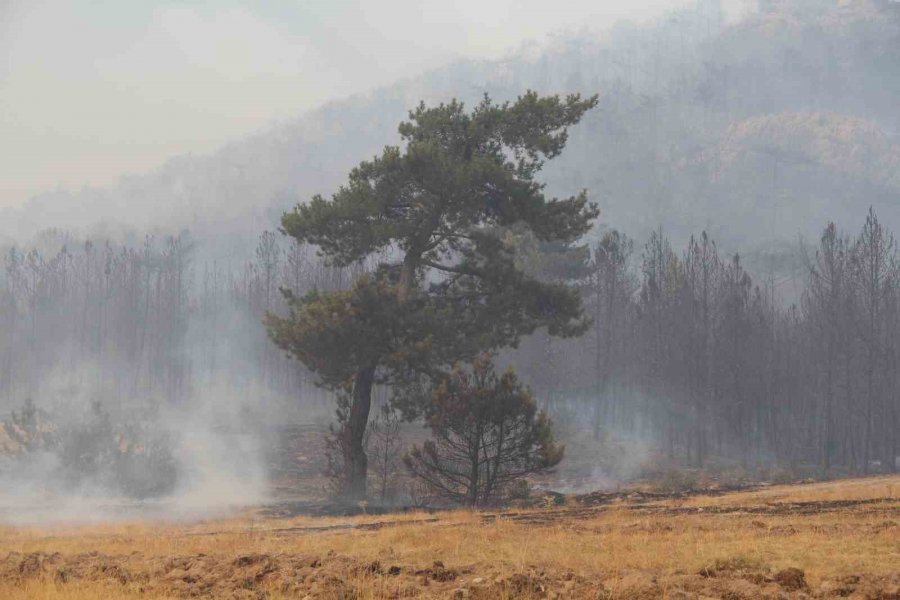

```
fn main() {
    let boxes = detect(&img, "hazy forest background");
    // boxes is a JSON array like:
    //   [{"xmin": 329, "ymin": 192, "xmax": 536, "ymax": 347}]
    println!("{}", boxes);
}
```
[{"xmin": 2, "ymin": 0, "xmax": 900, "ymax": 507}]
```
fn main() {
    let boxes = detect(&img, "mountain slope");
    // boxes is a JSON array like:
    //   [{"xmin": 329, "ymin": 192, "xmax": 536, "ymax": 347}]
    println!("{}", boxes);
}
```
[{"xmin": 4, "ymin": 0, "xmax": 899, "ymax": 259}]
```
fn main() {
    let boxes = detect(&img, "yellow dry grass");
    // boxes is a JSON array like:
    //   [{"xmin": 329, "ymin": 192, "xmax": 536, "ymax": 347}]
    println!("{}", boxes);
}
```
[
  {"xmin": 1, "ymin": 475, "xmax": 898, "ymax": 599},
  {"xmin": 683, "ymin": 474, "xmax": 900, "ymax": 506}
]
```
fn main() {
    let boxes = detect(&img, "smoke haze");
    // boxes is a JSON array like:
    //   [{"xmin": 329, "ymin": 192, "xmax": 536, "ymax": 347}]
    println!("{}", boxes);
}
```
[{"xmin": 2, "ymin": 0, "xmax": 900, "ymax": 520}]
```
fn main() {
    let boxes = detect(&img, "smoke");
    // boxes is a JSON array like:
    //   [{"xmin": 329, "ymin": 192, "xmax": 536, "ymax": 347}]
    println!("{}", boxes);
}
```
[
  {"xmin": 531, "ymin": 396, "xmax": 658, "ymax": 494},
  {"xmin": 2, "ymin": 0, "xmax": 900, "ymax": 522},
  {"xmin": 0, "ymin": 359, "xmax": 277, "ymax": 525}
]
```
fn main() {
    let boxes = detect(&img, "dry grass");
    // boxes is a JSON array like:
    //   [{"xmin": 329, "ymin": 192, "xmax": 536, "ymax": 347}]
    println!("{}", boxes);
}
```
[
  {"xmin": 1, "ymin": 475, "xmax": 898, "ymax": 599},
  {"xmin": 683, "ymin": 474, "xmax": 900, "ymax": 506}
]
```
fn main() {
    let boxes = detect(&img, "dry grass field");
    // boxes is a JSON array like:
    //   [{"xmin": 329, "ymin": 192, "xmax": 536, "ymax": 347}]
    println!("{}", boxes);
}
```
[{"xmin": 1, "ymin": 475, "xmax": 898, "ymax": 599}]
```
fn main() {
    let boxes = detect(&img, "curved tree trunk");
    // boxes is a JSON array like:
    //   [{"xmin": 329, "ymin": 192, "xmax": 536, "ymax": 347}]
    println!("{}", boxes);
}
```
[
  {"xmin": 343, "ymin": 364, "xmax": 376, "ymax": 502},
  {"xmin": 342, "ymin": 251, "xmax": 419, "ymax": 502}
]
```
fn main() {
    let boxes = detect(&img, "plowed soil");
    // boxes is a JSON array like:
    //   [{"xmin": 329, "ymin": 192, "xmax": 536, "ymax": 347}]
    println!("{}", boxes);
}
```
[
  {"xmin": 2, "ymin": 475, "xmax": 899, "ymax": 599},
  {"xmin": 4, "ymin": 546, "xmax": 899, "ymax": 599}
]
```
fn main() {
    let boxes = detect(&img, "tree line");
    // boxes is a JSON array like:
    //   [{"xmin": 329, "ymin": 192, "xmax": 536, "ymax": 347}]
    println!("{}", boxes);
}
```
[
  {"xmin": 519, "ymin": 208, "xmax": 900, "ymax": 475},
  {"xmin": 0, "ymin": 229, "xmax": 364, "ymax": 411}
]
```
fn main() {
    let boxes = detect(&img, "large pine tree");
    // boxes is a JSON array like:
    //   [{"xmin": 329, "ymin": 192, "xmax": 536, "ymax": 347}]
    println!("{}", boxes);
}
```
[{"xmin": 267, "ymin": 92, "xmax": 598, "ymax": 501}]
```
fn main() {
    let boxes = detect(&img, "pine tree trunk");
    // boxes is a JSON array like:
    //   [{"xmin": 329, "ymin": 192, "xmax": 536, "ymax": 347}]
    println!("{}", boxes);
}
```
[{"xmin": 344, "ymin": 364, "xmax": 376, "ymax": 502}]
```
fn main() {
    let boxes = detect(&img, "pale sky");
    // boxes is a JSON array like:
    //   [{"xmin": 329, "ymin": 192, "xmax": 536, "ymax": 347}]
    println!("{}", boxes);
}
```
[{"xmin": 0, "ymin": 0, "xmax": 741, "ymax": 208}]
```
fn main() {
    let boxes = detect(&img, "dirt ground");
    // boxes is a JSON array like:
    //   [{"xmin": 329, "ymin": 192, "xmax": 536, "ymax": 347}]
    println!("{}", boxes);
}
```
[{"xmin": 1, "ymin": 475, "xmax": 898, "ymax": 599}]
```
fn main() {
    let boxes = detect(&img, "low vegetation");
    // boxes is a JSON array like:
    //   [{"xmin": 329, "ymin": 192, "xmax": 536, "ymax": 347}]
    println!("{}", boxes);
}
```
[{"xmin": 404, "ymin": 356, "xmax": 564, "ymax": 507}]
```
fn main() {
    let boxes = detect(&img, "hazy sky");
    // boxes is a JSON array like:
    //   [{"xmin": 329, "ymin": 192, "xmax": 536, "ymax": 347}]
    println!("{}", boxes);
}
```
[{"xmin": 0, "ymin": 0, "xmax": 739, "ymax": 208}]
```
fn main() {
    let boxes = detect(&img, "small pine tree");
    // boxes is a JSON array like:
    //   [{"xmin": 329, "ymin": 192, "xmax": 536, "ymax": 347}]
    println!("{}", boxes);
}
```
[{"xmin": 404, "ymin": 355, "xmax": 563, "ymax": 507}]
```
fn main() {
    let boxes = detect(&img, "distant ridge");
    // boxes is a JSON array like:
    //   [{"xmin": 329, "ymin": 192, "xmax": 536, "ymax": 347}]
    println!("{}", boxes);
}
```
[{"xmin": 3, "ymin": 0, "xmax": 898, "ymax": 262}]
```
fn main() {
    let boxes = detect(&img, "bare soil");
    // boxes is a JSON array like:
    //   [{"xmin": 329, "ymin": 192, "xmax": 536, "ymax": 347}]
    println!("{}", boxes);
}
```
[
  {"xmin": 4, "ymin": 547, "xmax": 900, "ymax": 599},
  {"xmin": 2, "ymin": 476, "xmax": 899, "ymax": 599}
]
